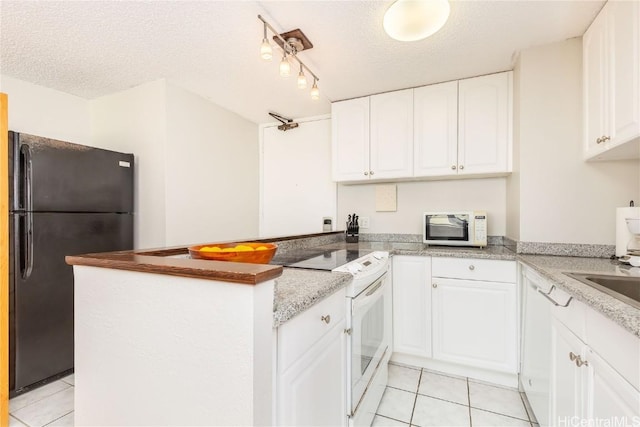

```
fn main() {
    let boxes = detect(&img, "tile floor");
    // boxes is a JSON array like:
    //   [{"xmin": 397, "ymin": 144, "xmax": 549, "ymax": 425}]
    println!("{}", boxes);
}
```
[
  {"xmin": 374, "ymin": 363, "xmax": 539, "ymax": 427},
  {"xmin": 8, "ymin": 375, "xmax": 74, "ymax": 427},
  {"xmin": 7, "ymin": 364, "xmax": 538, "ymax": 427}
]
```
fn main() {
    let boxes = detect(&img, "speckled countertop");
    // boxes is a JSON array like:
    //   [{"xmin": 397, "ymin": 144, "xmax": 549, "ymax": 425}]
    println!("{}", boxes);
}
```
[
  {"xmin": 272, "ymin": 241, "xmax": 516, "ymax": 327},
  {"xmin": 273, "ymin": 268, "xmax": 352, "ymax": 327},
  {"xmin": 273, "ymin": 241, "xmax": 640, "ymax": 338},
  {"xmin": 518, "ymin": 255, "xmax": 640, "ymax": 338}
]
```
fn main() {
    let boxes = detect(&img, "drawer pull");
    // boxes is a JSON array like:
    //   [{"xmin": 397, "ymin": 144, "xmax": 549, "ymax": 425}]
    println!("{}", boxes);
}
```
[
  {"xmin": 321, "ymin": 315, "xmax": 331, "ymax": 324},
  {"xmin": 468, "ymin": 265, "xmax": 475, "ymax": 271},
  {"xmin": 432, "ymin": 283, "xmax": 438, "ymax": 288}
]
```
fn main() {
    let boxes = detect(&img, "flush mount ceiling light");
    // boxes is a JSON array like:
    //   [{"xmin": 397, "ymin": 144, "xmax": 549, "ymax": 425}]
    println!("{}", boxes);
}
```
[
  {"xmin": 383, "ymin": 0, "xmax": 450, "ymax": 42},
  {"xmin": 258, "ymin": 15, "xmax": 320, "ymax": 100}
]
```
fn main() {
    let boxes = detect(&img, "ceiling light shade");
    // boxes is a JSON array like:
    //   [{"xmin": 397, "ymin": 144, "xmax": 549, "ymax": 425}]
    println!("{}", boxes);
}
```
[
  {"xmin": 297, "ymin": 71, "xmax": 307, "ymax": 89},
  {"xmin": 260, "ymin": 22, "xmax": 272, "ymax": 60},
  {"xmin": 279, "ymin": 54, "xmax": 291, "ymax": 77},
  {"xmin": 383, "ymin": 0, "xmax": 450, "ymax": 42},
  {"xmin": 310, "ymin": 80, "xmax": 319, "ymax": 100},
  {"xmin": 260, "ymin": 39, "xmax": 272, "ymax": 60}
]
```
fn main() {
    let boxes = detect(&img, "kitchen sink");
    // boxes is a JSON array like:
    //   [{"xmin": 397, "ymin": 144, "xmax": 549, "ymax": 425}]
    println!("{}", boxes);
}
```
[{"xmin": 564, "ymin": 273, "xmax": 640, "ymax": 309}]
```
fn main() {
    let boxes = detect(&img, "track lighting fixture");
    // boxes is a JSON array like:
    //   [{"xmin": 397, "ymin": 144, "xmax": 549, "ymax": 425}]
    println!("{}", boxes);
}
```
[{"xmin": 258, "ymin": 15, "xmax": 320, "ymax": 100}]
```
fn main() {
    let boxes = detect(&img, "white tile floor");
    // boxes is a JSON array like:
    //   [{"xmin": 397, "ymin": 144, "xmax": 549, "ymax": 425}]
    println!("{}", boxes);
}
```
[
  {"xmin": 8, "ymin": 365, "xmax": 538, "ymax": 427},
  {"xmin": 374, "ymin": 363, "xmax": 539, "ymax": 427},
  {"xmin": 8, "ymin": 375, "xmax": 74, "ymax": 427}
]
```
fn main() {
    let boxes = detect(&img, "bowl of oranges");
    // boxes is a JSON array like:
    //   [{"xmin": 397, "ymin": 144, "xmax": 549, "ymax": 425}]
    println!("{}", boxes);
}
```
[{"xmin": 188, "ymin": 242, "xmax": 278, "ymax": 264}]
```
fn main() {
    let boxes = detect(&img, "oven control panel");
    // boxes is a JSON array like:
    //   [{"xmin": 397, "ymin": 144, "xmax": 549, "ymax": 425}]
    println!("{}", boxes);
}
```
[{"xmin": 334, "ymin": 251, "xmax": 389, "ymax": 297}]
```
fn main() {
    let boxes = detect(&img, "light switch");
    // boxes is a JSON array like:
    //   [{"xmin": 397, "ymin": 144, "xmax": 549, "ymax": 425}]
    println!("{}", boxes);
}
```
[{"xmin": 375, "ymin": 184, "xmax": 397, "ymax": 212}]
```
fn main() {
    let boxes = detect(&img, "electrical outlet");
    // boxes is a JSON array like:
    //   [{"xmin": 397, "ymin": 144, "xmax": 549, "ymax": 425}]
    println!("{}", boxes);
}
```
[{"xmin": 360, "ymin": 216, "xmax": 370, "ymax": 229}]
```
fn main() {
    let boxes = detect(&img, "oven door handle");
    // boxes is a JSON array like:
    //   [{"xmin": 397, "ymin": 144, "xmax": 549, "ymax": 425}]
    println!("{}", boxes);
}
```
[{"xmin": 352, "ymin": 273, "xmax": 388, "ymax": 312}]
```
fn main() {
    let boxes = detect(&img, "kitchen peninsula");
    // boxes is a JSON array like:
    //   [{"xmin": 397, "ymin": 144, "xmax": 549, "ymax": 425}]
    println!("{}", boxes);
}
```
[
  {"xmin": 66, "ymin": 232, "xmax": 352, "ymax": 426},
  {"xmin": 67, "ymin": 231, "xmax": 640, "ymax": 426}
]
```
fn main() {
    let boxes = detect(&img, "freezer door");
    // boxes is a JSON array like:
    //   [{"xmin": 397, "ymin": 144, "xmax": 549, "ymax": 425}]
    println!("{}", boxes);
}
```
[
  {"xmin": 11, "ymin": 212, "xmax": 133, "ymax": 391},
  {"xmin": 10, "ymin": 131, "xmax": 134, "ymax": 213}
]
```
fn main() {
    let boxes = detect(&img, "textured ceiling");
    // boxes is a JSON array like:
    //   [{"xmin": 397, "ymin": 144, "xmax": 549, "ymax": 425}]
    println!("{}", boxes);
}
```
[{"xmin": 0, "ymin": 0, "xmax": 604, "ymax": 124}]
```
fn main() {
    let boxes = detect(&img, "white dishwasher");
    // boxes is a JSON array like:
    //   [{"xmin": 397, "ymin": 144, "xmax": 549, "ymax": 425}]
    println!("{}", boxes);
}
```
[{"xmin": 521, "ymin": 267, "xmax": 553, "ymax": 426}]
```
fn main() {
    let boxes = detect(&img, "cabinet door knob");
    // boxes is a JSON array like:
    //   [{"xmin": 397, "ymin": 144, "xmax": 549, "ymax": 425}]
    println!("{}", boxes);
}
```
[
  {"xmin": 451, "ymin": 165, "xmax": 457, "ymax": 170},
  {"xmin": 321, "ymin": 315, "xmax": 331, "ymax": 324},
  {"xmin": 364, "ymin": 171, "xmax": 369, "ymax": 176},
  {"xmin": 459, "ymin": 165, "xmax": 464, "ymax": 170},
  {"xmin": 370, "ymin": 171, "xmax": 374, "ymax": 176},
  {"xmin": 575, "ymin": 356, "xmax": 589, "ymax": 368},
  {"xmin": 602, "ymin": 136, "xmax": 610, "ymax": 142},
  {"xmin": 469, "ymin": 265, "xmax": 475, "ymax": 271},
  {"xmin": 569, "ymin": 352, "xmax": 578, "ymax": 362},
  {"xmin": 596, "ymin": 137, "xmax": 603, "ymax": 144},
  {"xmin": 432, "ymin": 283, "xmax": 438, "ymax": 288}
]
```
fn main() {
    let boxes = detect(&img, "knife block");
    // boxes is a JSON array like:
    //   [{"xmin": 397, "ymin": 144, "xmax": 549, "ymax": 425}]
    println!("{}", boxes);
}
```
[{"xmin": 346, "ymin": 232, "xmax": 359, "ymax": 243}]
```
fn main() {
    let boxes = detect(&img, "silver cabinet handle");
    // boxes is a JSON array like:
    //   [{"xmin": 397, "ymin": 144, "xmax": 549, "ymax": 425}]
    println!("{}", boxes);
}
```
[
  {"xmin": 576, "ymin": 357, "xmax": 589, "ymax": 367},
  {"xmin": 321, "ymin": 315, "xmax": 331, "ymax": 324},
  {"xmin": 538, "ymin": 286, "xmax": 573, "ymax": 307},
  {"xmin": 432, "ymin": 283, "xmax": 438, "ymax": 288},
  {"xmin": 602, "ymin": 136, "xmax": 610, "ymax": 142},
  {"xmin": 569, "ymin": 352, "xmax": 578, "ymax": 362},
  {"xmin": 451, "ymin": 165, "xmax": 457, "ymax": 170},
  {"xmin": 459, "ymin": 165, "xmax": 464, "ymax": 170},
  {"xmin": 596, "ymin": 137, "xmax": 603, "ymax": 144},
  {"xmin": 364, "ymin": 171, "xmax": 369, "ymax": 176},
  {"xmin": 468, "ymin": 265, "xmax": 475, "ymax": 271},
  {"xmin": 370, "ymin": 171, "xmax": 374, "ymax": 176}
]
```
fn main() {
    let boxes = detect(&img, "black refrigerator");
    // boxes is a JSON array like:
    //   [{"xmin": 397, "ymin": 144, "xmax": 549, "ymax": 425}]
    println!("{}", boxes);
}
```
[{"xmin": 8, "ymin": 131, "xmax": 134, "ymax": 395}]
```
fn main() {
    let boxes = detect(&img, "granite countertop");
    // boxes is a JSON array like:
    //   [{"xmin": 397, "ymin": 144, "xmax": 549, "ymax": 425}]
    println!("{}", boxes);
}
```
[
  {"xmin": 273, "ymin": 268, "xmax": 352, "ymax": 327},
  {"xmin": 272, "ymin": 241, "xmax": 639, "ymax": 338},
  {"xmin": 271, "ymin": 241, "xmax": 517, "ymax": 327},
  {"xmin": 518, "ymin": 255, "xmax": 640, "ymax": 338}
]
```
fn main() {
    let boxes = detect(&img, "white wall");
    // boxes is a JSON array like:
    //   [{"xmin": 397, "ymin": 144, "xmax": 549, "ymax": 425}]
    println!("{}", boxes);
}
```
[
  {"xmin": 337, "ymin": 178, "xmax": 507, "ymax": 236},
  {"xmin": 505, "ymin": 58, "xmax": 521, "ymax": 241},
  {"xmin": 260, "ymin": 117, "xmax": 336, "ymax": 238},
  {"xmin": 0, "ymin": 75, "xmax": 91, "ymax": 144},
  {"xmin": 91, "ymin": 80, "xmax": 168, "ymax": 249},
  {"xmin": 165, "ymin": 84, "xmax": 259, "ymax": 246},
  {"xmin": 512, "ymin": 38, "xmax": 640, "ymax": 245}
]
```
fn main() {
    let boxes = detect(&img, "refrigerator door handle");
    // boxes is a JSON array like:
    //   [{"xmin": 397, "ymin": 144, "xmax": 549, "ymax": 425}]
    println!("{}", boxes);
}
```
[
  {"xmin": 21, "ymin": 212, "xmax": 34, "ymax": 279},
  {"xmin": 20, "ymin": 143, "xmax": 33, "ymax": 211}
]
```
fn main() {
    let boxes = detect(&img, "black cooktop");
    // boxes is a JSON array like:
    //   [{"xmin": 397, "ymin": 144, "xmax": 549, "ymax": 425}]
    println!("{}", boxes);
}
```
[{"xmin": 271, "ymin": 248, "xmax": 372, "ymax": 271}]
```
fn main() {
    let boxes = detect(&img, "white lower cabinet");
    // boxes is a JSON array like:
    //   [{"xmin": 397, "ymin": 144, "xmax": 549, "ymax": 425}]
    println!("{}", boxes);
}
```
[
  {"xmin": 522, "ymin": 263, "xmax": 640, "ymax": 427},
  {"xmin": 392, "ymin": 256, "xmax": 518, "ymax": 384},
  {"xmin": 431, "ymin": 277, "xmax": 518, "ymax": 373},
  {"xmin": 550, "ymin": 318, "xmax": 640, "ymax": 426},
  {"xmin": 276, "ymin": 288, "xmax": 347, "ymax": 426},
  {"xmin": 587, "ymin": 347, "xmax": 640, "ymax": 423},
  {"xmin": 392, "ymin": 255, "xmax": 431, "ymax": 357},
  {"xmin": 550, "ymin": 317, "xmax": 587, "ymax": 422}
]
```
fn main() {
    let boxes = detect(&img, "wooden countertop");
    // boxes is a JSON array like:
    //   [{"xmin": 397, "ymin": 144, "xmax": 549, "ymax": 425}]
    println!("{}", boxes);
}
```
[{"xmin": 66, "ymin": 247, "xmax": 283, "ymax": 285}]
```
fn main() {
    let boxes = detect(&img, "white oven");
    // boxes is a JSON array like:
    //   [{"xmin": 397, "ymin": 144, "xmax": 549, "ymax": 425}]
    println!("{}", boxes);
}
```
[{"xmin": 335, "ymin": 252, "xmax": 391, "ymax": 427}]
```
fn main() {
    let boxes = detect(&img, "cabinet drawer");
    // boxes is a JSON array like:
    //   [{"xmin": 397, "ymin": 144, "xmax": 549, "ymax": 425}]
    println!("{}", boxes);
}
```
[
  {"xmin": 432, "ymin": 257, "xmax": 516, "ymax": 283},
  {"xmin": 278, "ymin": 287, "xmax": 346, "ymax": 370}
]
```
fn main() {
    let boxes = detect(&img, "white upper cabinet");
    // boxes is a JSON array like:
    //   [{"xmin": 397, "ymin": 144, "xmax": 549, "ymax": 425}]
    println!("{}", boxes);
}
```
[
  {"xmin": 414, "ymin": 81, "xmax": 459, "ymax": 177},
  {"xmin": 332, "ymin": 72, "xmax": 512, "ymax": 182},
  {"xmin": 458, "ymin": 72, "xmax": 512, "ymax": 175},
  {"xmin": 583, "ymin": 0, "xmax": 640, "ymax": 160},
  {"xmin": 370, "ymin": 89, "xmax": 414, "ymax": 179},
  {"xmin": 332, "ymin": 97, "xmax": 370, "ymax": 182}
]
